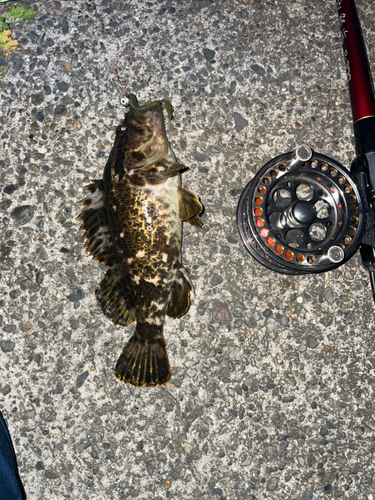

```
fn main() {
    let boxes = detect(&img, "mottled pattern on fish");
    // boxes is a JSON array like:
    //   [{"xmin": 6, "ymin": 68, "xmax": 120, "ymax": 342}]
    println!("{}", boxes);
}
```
[{"xmin": 77, "ymin": 99, "xmax": 202, "ymax": 386}]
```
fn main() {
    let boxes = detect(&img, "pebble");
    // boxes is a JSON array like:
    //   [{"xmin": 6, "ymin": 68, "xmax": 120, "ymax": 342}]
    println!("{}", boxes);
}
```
[
  {"xmin": 181, "ymin": 442, "xmax": 193, "ymax": 454},
  {"xmin": 62, "ymin": 18, "xmax": 69, "ymax": 34},
  {"xmin": 11, "ymin": 205, "xmax": 34, "ymax": 225},
  {"xmin": 31, "ymin": 93, "xmax": 44, "ymax": 106},
  {"xmin": 36, "ymin": 271, "xmax": 44, "ymax": 285},
  {"xmin": 76, "ymin": 370, "xmax": 89, "ymax": 388},
  {"xmin": 266, "ymin": 479, "xmax": 278, "ymax": 491},
  {"xmin": 262, "ymin": 308, "xmax": 272, "ymax": 318},
  {"xmin": 213, "ymin": 301, "xmax": 231, "ymax": 321},
  {"xmin": 194, "ymin": 152, "xmax": 210, "ymax": 163},
  {"xmin": 4, "ymin": 185, "xmax": 17, "ymax": 195},
  {"xmin": 324, "ymin": 287, "xmax": 334, "ymax": 304},
  {"xmin": 1, "ymin": 340, "xmax": 15, "ymax": 353},
  {"xmin": 57, "ymin": 82, "xmax": 69, "ymax": 92},
  {"xmin": 44, "ymin": 470, "xmax": 59, "ymax": 479},
  {"xmin": 203, "ymin": 48, "xmax": 215, "ymax": 62},
  {"xmin": 35, "ymin": 112, "xmax": 44, "ymax": 122},
  {"xmin": 2, "ymin": 385, "xmax": 11, "ymax": 396},
  {"xmin": 211, "ymin": 274, "xmax": 223, "ymax": 286},
  {"xmin": 67, "ymin": 288, "xmax": 84, "ymax": 302},
  {"xmin": 250, "ymin": 64, "xmax": 265, "ymax": 76},
  {"xmin": 302, "ymin": 492, "xmax": 313, "ymax": 500},
  {"xmin": 218, "ymin": 324, "xmax": 231, "ymax": 333},
  {"xmin": 54, "ymin": 104, "xmax": 67, "ymax": 116},
  {"xmin": 165, "ymin": 480, "xmax": 172, "ymax": 489},
  {"xmin": 233, "ymin": 112, "xmax": 248, "ymax": 132},
  {"xmin": 306, "ymin": 335, "xmax": 318, "ymax": 349}
]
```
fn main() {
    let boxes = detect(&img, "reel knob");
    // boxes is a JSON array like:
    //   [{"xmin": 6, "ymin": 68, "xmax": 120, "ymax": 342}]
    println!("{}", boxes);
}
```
[{"xmin": 237, "ymin": 145, "xmax": 365, "ymax": 274}]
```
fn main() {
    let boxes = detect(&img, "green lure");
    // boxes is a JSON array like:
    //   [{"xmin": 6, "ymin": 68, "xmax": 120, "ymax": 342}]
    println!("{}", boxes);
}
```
[{"xmin": 126, "ymin": 93, "xmax": 174, "ymax": 121}]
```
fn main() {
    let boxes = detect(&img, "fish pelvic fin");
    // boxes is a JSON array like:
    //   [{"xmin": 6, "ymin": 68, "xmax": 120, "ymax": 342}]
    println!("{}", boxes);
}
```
[
  {"xmin": 166, "ymin": 266, "xmax": 193, "ymax": 318},
  {"xmin": 177, "ymin": 186, "xmax": 203, "ymax": 227},
  {"xmin": 115, "ymin": 325, "xmax": 171, "ymax": 387},
  {"xmin": 95, "ymin": 266, "xmax": 136, "ymax": 326},
  {"xmin": 76, "ymin": 180, "xmax": 117, "ymax": 267}
]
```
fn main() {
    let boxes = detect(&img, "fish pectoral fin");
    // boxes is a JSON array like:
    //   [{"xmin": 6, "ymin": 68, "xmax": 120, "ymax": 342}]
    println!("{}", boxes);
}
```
[
  {"xmin": 135, "ymin": 150, "xmax": 164, "ymax": 168},
  {"xmin": 115, "ymin": 325, "xmax": 171, "ymax": 386},
  {"xmin": 145, "ymin": 162, "xmax": 186, "ymax": 180},
  {"xmin": 166, "ymin": 266, "xmax": 193, "ymax": 318},
  {"xmin": 95, "ymin": 266, "xmax": 136, "ymax": 326},
  {"xmin": 76, "ymin": 180, "xmax": 117, "ymax": 267},
  {"xmin": 177, "ymin": 186, "xmax": 203, "ymax": 226}
]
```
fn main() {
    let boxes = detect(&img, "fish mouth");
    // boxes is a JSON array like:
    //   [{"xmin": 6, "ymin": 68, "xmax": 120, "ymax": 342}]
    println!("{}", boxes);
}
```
[{"xmin": 128, "ymin": 165, "xmax": 148, "ymax": 176}]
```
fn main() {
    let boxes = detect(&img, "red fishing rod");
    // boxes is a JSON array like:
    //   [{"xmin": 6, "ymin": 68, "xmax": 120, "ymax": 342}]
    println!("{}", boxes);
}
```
[
  {"xmin": 237, "ymin": 0, "xmax": 375, "ymax": 301},
  {"xmin": 338, "ymin": 0, "xmax": 375, "ymax": 299}
]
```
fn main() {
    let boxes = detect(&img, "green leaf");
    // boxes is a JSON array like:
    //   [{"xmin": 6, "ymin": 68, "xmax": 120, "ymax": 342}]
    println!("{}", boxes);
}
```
[
  {"xmin": 4, "ymin": 6, "xmax": 37, "ymax": 21},
  {"xmin": 0, "ymin": 21, "xmax": 9, "ymax": 32},
  {"xmin": 22, "ymin": 8, "xmax": 37, "ymax": 21},
  {"xmin": 0, "ymin": 65, "xmax": 8, "ymax": 76},
  {"xmin": 6, "ymin": 6, "xmax": 25, "ymax": 20}
]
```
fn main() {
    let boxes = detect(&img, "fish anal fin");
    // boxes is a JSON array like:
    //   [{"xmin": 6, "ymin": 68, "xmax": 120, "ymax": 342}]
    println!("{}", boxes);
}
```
[
  {"xmin": 166, "ymin": 266, "xmax": 193, "ymax": 318},
  {"xmin": 177, "ymin": 186, "xmax": 203, "ymax": 225},
  {"xmin": 95, "ymin": 266, "xmax": 136, "ymax": 326},
  {"xmin": 115, "ymin": 325, "xmax": 171, "ymax": 386},
  {"xmin": 76, "ymin": 180, "xmax": 116, "ymax": 267}
]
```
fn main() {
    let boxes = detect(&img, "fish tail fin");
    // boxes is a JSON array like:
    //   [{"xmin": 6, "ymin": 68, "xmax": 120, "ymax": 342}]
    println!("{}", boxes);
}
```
[{"xmin": 115, "ymin": 324, "xmax": 171, "ymax": 387}]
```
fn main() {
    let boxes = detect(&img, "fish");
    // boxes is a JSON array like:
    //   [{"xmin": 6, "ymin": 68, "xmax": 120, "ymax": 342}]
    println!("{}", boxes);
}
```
[{"xmin": 77, "ymin": 95, "xmax": 203, "ymax": 387}]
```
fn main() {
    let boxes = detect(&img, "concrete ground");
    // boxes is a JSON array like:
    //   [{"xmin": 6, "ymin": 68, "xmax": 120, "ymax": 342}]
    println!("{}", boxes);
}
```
[{"xmin": 1, "ymin": 0, "xmax": 375, "ymax": 498}]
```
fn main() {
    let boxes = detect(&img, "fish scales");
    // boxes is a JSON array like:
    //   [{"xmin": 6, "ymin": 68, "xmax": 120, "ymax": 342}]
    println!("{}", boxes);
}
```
[{"xmin": 78, "ymin": 97, "xmax": 203, "ymax": 386}]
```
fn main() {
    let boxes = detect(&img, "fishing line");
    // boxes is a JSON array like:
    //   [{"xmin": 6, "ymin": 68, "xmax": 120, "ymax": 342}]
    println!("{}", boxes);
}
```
[{"xmin": 51, "ymin": 0, "xmax": 136, "ymax": 95}]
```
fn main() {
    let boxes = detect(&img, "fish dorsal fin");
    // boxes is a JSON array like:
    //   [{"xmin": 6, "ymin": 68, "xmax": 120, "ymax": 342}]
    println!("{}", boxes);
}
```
[
  {"xmin": 77, "ymin": 180, "xmax": 116, "ymax": 267},
  {"xmin": 177, "ymin": 186, "xmax": 203, "ymax": 227},
  {"xmin": 166, "ymin": 266, "xmax": 194, "ymax": 318},
  {"xmin": 95, "ymin": 266, "xmax": 136, "ymax": 326}
]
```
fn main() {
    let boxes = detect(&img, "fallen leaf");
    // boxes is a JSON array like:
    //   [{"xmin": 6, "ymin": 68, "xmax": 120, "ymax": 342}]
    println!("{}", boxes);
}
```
[{"xmin": 0, "ymin": 29, "xmax": 19, "ymax": 57}]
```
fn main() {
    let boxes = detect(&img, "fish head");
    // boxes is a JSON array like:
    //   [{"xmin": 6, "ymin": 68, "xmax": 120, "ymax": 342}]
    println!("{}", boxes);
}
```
[{"xmin": 115, "ymin": 104, "xmax": 169, "ymax": 176}]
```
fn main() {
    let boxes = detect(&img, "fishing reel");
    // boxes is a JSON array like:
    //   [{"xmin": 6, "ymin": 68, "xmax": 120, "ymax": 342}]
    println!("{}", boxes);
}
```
[{"xmin": 237, "ymin": 145, "xmax": 366, "ymax": 275}]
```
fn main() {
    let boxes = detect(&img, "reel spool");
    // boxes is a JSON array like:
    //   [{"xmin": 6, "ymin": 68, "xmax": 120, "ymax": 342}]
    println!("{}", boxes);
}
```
[{"xmin": 237, "ymin": 145, "xmax": 366, "ymax": 274}]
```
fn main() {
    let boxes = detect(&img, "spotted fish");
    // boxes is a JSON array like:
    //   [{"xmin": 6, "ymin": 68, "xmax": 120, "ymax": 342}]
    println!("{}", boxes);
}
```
[{"xmin": 77, "ymin": 95, "xmax": 203, "ymax": 386}]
